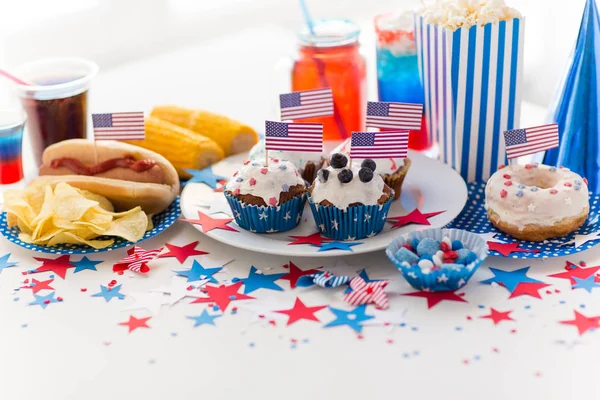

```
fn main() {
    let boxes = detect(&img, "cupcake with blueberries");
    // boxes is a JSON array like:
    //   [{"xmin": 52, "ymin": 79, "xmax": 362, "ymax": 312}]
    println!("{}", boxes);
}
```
[
  {"xmin": 330, "ymin": 138, "xmax": 410, "ymax": 200},
  {"xmin": 249, "ymin": 139, "xmax": 325, "ymax": 183},
  {"xmin": 308, "ymin": 153, "xmax": 394, "ymax": 240},
  {"xmin": 224, "ymin": 158, "xmax": 308, "ymax": 233}
]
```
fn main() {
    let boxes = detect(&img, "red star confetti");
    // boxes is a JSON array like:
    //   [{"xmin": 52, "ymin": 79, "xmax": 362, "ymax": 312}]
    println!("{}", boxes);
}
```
[
  {"xmin": 118, "ymin": 315, "xmax": 152, "ymax": 333},
  {"xmin": 403, "ymin": 290, "xmax": 467, "ymax": 309},
  {"xmin": 387, "ymin": 208, "xmax": 446, "ymax": 229},
  {"xmin": 288, "ymin": 232, "xmax": 331, "ymax": 246},
  {"xmin": 182, "ymin": 211, "xmax": 239, "ymax": 233},
  {"xmin": 480, "ymin": 308, "xmax": 514, "ymax": 325},
  {"xmin": 487, "ymin": 242, "xmax": 539, "ymax": 257},
  {"xmin": 21, "ymin": 278, "xmax": 54, "ymax": 294},
  {"xmin": 548, "ymin": 261, "xmax": 600, "ymax": 285},
  {"xmin": 159, "ymin": 241, "xmax": 208, "ymax": 263},
  {"xmin": 280, "ymin": 261, "xmax": 319, "ymax": 289},
  {"xmin": 508, "ymin": 282, "xmax": 552, "ymax": 299},
  {"xmin": 344, "ymin": 277, "xmax": 390, "ymax": 309},
  {"xmin": 212, "ymin": 179, "xmax": 228, "ymax": 193},
  {"xmin": 191, "ymin": 281, "xmax": 254, "ymax": 311},
  {"xmin": 274, "ymin": 297, "xmax": 327, "ymax": 326},
  {"xmin": 32, "ymin": 255, "xmax": 75, "ymax": 279},
  {"xmin": 113, "ymin": 246, "xmax": 163, "ymax": 273},
  {"xmin": 559, "ymin": 310, "xmax": 600, "ymax": 336}
]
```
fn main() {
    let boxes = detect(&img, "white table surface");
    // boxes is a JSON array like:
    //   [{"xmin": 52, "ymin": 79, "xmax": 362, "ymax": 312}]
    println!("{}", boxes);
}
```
[{"xmin": 3, "ymin": 26, "xmax": 599, "ymax": 400}]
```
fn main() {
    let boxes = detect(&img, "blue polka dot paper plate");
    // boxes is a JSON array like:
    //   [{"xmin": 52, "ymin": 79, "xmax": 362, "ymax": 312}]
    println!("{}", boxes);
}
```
[
  {"xmin": 447, "ymin": 182, "xmax": 600, "ymax": 259},
  {"xmin": 0, "ymin": 197, "xmax": 180, "ymax": 255}
]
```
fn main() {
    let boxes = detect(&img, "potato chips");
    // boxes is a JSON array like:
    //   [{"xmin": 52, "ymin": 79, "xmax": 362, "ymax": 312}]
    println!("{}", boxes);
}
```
[{"xmin": 4, "ymin": 182, "xmax": 150, "ymax": 249}]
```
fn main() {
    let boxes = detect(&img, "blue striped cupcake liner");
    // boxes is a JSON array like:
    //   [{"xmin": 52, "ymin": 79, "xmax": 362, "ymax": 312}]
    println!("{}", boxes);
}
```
[
  {"xmin": 386, "ymin": 228, "xmax": 488, "ymax": 292},
  {"xmin": 307, "ymin": 191, "xmax": 394, "ymax": 240},
  {"xmin": 224, "ymin": 191, "xmax": 307, "ymax": 233}
]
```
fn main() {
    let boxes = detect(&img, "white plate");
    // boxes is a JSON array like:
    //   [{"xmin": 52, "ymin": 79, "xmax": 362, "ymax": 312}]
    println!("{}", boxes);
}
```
[{"xmin": 180, "ymin": 151, "xmax": 468, "ymax": 257}]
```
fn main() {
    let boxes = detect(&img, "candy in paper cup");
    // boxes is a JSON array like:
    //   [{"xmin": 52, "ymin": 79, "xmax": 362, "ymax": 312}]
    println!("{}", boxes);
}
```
[
  {"xmin": 224, "ymin": 192, "xmax": 307, "ymax": 233},
  {"xmin": 386, "ymin": 228, "xmax": 488, "ymax": 291},
  {"xmin": 415, "ymin": 16, "xmax": 525, "ymax": 182},
  {"xmin": 307, "ymin": 191, "xmax": 394, "ymax": 240}
]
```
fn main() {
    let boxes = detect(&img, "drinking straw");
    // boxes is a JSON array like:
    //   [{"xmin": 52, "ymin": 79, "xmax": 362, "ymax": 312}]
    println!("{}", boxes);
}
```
[
  {"xmin": 0, "ymin": 69, "xmax": 32, "ymax": 86},
  {"xmin": 298, "ymin": 0, "xmax": 349, "ymax": 139}
]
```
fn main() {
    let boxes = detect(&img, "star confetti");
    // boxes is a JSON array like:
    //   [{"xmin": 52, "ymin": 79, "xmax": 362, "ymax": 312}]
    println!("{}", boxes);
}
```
[
  {"xmin": 481, "ymin": 267, "xmax": 543, "ymax": 292},
  {"xmin": 343, "ymin": 277, "xmax": 390, "ymax": 309},
  {"xmin": 324, "ymin": 305, "xmax": 374, "ymax": 333},
  {"xmin": 317, "ymin": 241, "xmax": 363, "ymax": 252},
  {"xmin": 480, "ymin": 308, "xmax": 514, "ymax": 325},
  {"xmin": 296, "ymin": 270, "xmax": 351, "ymax": 288},
  {"xmin": 477, "ymin": 232, "xmax": 506, "ymax": 244},
  {"xmin": 32, "ymin": 255, "xmax": 75, "ymax": 279},
  {"xmin": 403, "ymin": 290, "xmax": 467, "ymax": 309},
  {"xmin": 0, "ymin": 253, "xmax": 18, "ymax": 273},
  {"xmin": 238, "ymin": 266, "xmax": 285, "ymax": 294},
  {"xmin": 564, "ymin": 231, "xmax": 600, "ymax": 248},
  {"xmin": 72, "ymin": 256, "xmax": 103, "ymax": 273},
  {"xmin": 559, "ymin": 310, "xmax": 600, "ymax": 336},
  {"xmin": 280, "ymin": 261, "xmax": 319, "ymax": 289},
  {"xmin": 113, "ymin": 246, "xmax": 163, "ymax": 273},
  {"xmin": 572, "ymin": 276, "xmax": 600, "ymax": 293},
  {"xmin": 195, "ymin": 194, "xmax": 232, "ymax": 216},
  {"xmin": 487, "ymin": 242, "xmax": 539, "ymax": 257},
  {"xmin": 21, "ymin": 278, "xmax": 54, "ymax": 294},
  {"xmin": 387, "ymin": 208, "xmax": 446, "ymax": 229},
  {"xmin": 508, "ymin": 282, "xmax": 551, "ymax": 299},
  {"xmin": 187, "ymin": 309, "xmax": 221, "ymax": 327},
  {"xmin": 123, "ymin": 292, "xmax": 169, "ymax": 316},
  {"xmin": 288, "ymin": 232, "xmax": 331, "ymax": 246},
  {"xmin": 174, "ymin": 259, "xmax": 222, "ymax": 283},
  {"xmin": 548, "ymin": 261, "xmax": 600, "ymax": 285},
  {"xmin": 275, "ymin": 297, "xmax": 327, "ymax": 326},
  {"xmin": 182, "ymin": 211, "xmax": 239, "ymax": 233},
  {"xmin": 184, "ymin": 167, "xmax": 226, "ymax": 188},
  {"xmin": 91, "ymin": 284, "xmax": 126, "ymax": 302},
  {"xmin": 159, "ymin": 241, "xmax": 208, "ymax": 264},
  {"xmin": 29, "ymin": 291, "xmax": 61, "ymax": 309},
  {"xmin": 119, "ymin": 315, "xmax": 152, "ymax": 333},
  {"xmin": 152, "ymin": 277, "xmax": 209, "ymax": 305},
  {"xmin": 191, "ymin": 281, "xmax": 254, "ymax": 311}
]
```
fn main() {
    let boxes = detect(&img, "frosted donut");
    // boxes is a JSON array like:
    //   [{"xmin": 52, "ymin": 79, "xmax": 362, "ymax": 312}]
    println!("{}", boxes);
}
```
[{"xmin": 484, "ymin": 163, "xmax": 589, "ymax": 242}]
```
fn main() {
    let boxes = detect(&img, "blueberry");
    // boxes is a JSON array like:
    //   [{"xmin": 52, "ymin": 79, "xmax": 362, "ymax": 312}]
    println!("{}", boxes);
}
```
[
  {"xmin": 358, "ymin": 167, "xmax": 374, "ymax": 183},
  {"xmin": 361, "ymin": 159, "xmax": 377, "ymax": 172},
  {"xmin": 337, "ymin": 169, "xmax": 353, "ymax": 183},
  {"xmin": 330, "ymin": 153, "xmax": 348, "ymax": 169},
  {"xmin": 317, "ymin": 169, "xmax": 329, "ymax": 183}
]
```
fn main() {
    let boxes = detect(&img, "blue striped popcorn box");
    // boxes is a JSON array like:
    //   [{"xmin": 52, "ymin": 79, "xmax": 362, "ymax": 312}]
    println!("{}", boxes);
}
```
[{"xmin": 415, "ymin": 16, "xmax": 525, "ymax": 182}]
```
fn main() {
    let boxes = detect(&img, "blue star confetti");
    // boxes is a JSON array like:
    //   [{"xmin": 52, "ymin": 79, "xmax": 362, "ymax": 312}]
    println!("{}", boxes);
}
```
[
  {"xmin": 0, "ymin": 253, "xmax": 18, "ymax": 274},
  {"xmin": 572, "ymin": 276, "xmax": 600, "ymax": 293},
  {"xmin": 323, "ymin": 305, "xmax": 374, "ymax": 333},
  {"xmin": 317, "ymin": 241, "xmax": 363, "ymax": 252},
  {"xmin": 480, "ymin": 267, "xmax": 543, "ymax": 292},
  {"xmin": 184, "ymin": 167, "xmax": 226, "ymax": 189},
  {"xmin": 91, "ymin": 284, "xmax": 126, "ymax": 302},
  {"xmin": 187, "ymin": 309, "xmax": 221, "ymax": 327},
  {"xmin": 72, "ymin": 256, "xmax": 103, "ymax": 273},
  {"xmin": 237, "ymin": 266, "xmax": 285, "ymax": 294},
  {"xmin": 174, "ymin": 260, "xmax": 222, "ymax": 283},
  {"xmin": 29, "ymin": 292, "xmax": 61, "ymax": 309}
]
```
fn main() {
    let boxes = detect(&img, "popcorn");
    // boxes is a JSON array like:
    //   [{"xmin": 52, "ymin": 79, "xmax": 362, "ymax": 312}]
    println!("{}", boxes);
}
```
[{"xmin": 419, "ymin": 0, "xmax": 522, "ymax": 30}]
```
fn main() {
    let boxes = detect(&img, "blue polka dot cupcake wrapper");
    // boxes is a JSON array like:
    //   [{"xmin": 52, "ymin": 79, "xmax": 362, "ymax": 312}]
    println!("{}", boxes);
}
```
[
  {"xmin": 386, "ymin": 228, "xmax": 489, "ymax": 292},
  {"xmin": 224, "ymin": 192, "xmax": 307, "ymax": 233},
  {"xmin": 307, "ymin": 191, "xmax": 394, "ymax": 240}
]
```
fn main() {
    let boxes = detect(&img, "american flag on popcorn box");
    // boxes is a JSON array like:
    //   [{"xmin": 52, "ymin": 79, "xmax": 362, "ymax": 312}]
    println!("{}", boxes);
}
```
[
  {"xmin": 504, "ymin": 123, "xmax": 559, "ymax": 159},
  {"xmin": 350, "ymin": 131, "xmax": 409, "ymax": 159},
  {"xmin": 265, "ymin": 121, "xmax": 323, "ymax": 152},
  {"xmin": 92, "ymin": 112, "xmax": 145, "ymax": 140},
  {"xmin": 279, "ymin": 88, "xmax": 334, "ymax": 120},
  {"xmin": 366, "ymin": 101, "xmax": 423, "ymax": 130}
]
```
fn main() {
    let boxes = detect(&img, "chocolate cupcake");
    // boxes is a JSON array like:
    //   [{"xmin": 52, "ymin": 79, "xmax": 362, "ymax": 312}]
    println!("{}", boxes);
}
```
[
  {"xmin": 330, "ymin": 138, "xmax": 410, "ymax": 200},
  {"xmin": 308, "ymin": 154, "xmax": 394, "ymax": 240},
  {"xmin": 249, "ymin": 139, "xmax": 325, "ymax": 183},
  {"xmin": 224, "ymin": 159, "xmax": 308, "ymax": 233}
]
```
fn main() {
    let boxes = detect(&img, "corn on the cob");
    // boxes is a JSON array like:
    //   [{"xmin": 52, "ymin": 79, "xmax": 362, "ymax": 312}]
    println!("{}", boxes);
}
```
[
  {"xmin": 126, "ymin": 117, "xmax": 224, "ymax": 179},
  {"xmin": 151, "ymin": 106, "xmax": 258, "ymax": 157}
]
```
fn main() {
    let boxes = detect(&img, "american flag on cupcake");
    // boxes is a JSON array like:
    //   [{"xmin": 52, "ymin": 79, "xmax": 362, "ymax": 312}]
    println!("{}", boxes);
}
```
[
  {"xmin": 366, "ymin": 101, "xmax": 423, "ymax": 130},
  {"xmin": 504, "ymin": 123, "xmax": 559, "ymax": 159},
  {"xmin": 279, "ymin": 88, "xmax": 334, "ymax": 120},
  {"xmin": 265, "ymin": 121, "xmax": 323, "ymax": 152},
  {"xmin": 350, "ymin": 131, "xmax": 409, "ymax": 159}
]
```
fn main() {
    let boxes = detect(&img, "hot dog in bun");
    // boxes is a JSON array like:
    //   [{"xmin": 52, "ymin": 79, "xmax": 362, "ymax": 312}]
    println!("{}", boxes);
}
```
[{"xmin": 35, "ymin": 139, "xmax": 179, "ymax": 214}]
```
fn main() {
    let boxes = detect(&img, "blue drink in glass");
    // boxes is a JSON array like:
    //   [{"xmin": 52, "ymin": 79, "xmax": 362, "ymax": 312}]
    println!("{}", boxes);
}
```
[{"xmin": 0, "ymin": 110, "xmax": 25, "ymax": 184}]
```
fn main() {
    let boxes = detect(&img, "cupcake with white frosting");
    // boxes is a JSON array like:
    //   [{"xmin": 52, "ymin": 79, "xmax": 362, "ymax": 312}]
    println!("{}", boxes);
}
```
[
  {"xmin": 224, "ymin": 159, "xmax": 308, "ymax": 233},
  {"xmin": 331, "ymin": 138, "xmax": 410, "ymax": 200},
  {"xmin": 308, "ymin": 153, "xmax": 394, "ymax": 240},
  {"xmin": 249, "ymin": 139, "xmax": 325, "ymax": 183}
]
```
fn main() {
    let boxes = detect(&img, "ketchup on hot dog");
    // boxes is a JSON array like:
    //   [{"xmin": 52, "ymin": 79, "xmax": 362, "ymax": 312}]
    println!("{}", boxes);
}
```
[{"xmin": 50, "ymin": 155, "xmax": 156, "ymax": 176}]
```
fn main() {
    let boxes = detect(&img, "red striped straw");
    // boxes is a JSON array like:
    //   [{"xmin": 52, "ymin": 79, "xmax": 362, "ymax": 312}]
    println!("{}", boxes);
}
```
[{"xmin": 0, "ymin": 69, "xmax": 32, "ymax": 86}]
